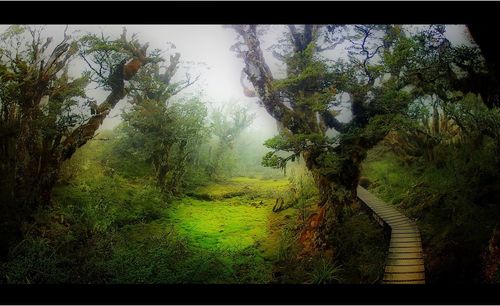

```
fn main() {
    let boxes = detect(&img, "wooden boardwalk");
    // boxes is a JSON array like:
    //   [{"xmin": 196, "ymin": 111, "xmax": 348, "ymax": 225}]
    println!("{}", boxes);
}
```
[{"xmin": 357, "ymin": 186, "xmax": 426, "ymax": 284}]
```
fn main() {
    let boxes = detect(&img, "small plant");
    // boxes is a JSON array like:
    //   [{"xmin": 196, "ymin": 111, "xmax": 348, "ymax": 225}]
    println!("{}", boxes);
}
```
[
  {"xmin": 308, "ymin": 256, "xmax": 343, "ymax": 284},
  {"xmin": 277, "ymin": 228, "xmax": 297, "ymax": 263}
]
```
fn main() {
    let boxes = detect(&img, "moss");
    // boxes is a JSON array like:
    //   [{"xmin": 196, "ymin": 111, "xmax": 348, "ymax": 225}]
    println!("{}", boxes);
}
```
[
  {"xmin": 167, "ymin": 177, "xmax": 289, "ymax": 252},
  {"xmin": 167, "ymin": 198, "xmax": 269, "ymax": 251},
  {"xmin": 193, "ymin": 176, "xmax": 289, "ymax": 200}
]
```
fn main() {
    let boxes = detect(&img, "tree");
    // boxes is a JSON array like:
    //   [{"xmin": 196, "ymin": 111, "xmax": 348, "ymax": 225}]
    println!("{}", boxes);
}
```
[
  {"xmin": 121, "ymin": 55, "xmax": 207, "ymax": 195},
  {"xmin": 206, "ymin": 103, "xmax": 255, "ymax": 179},
  {"xmin": 230, "ymin": 25, "xmax": 480, "ymax": 244},
  {"xmin": 0, "ymin": 26, "xmax": 156, "ymax": 255}
]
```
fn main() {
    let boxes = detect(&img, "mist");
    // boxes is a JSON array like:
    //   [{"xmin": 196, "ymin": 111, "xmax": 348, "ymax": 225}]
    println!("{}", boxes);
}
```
[{"xmin": 3, "ymin": 24, "xmax": 497, "ymax": 286}]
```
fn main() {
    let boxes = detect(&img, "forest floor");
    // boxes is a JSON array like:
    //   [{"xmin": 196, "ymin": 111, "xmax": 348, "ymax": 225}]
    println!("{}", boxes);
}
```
[
  {"xmin": 2, "ymin": 137, "xmax": 386, "ymax": 284},
  {"xmin": 51, "ymin": 172, "xmax": 297, "ymax": 283},
  {"xmin": 162, "ymin": 176, "xmax": 296, "ymax": 282},
  {"xmin": 103, "ymin": 176, "xmax": 299, "ymax": 283}
]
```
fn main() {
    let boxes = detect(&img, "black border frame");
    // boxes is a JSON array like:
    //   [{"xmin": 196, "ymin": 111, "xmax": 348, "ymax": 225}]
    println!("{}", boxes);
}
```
[
  {"xmin": 1, "ymin": 1, "xmax": 500, "ymax": 304},
  {"xmin": 0, "ymin": 1, "xmax": 500, "ymax": 24}
]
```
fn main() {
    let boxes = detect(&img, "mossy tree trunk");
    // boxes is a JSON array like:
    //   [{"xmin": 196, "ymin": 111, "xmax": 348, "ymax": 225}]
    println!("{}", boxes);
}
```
[
  {"xmin": 231, "ymin": 25, "xmax": 363, "ymax": 234},
  {"xmin": 231, "ymin": 25, "xmax": 405, "ymax": 250},
  {"xmin": 0, "ymin": 28, "xmax": 153, "ymax": 256}
]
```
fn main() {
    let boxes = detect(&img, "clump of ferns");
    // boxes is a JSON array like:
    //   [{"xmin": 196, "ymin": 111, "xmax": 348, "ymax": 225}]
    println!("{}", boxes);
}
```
[
  {"xmin": 384, "ymin": 107, "xmax": 463, "ymax": 165},
  {"xmin": 307, "ymin": 255, "xmax": 343, "ymax": 284}
]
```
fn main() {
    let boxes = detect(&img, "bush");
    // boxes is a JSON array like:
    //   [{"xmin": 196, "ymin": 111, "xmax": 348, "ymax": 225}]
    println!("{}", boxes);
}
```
[
  {"xmin": 332, "ymin": 214, "xmax": 388, "ymax": 283},
  {"xmin": 0, "ymin": 237, "xmax": 71, "ymax": 284}
]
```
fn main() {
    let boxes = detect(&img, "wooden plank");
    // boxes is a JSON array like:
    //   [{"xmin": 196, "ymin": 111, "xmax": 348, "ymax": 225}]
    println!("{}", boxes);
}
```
[
  {"xmin": 392, "ymin": 232, "xmax": 420, "ymax": 237},
  {"xmin": 392, "ymin": 220, "xmax": 416, "ymax": 225},
  {"xmin": 391, "ymin": 226, "xmax": 417, "ymax": 231},
  {"xmin": 389, "ymin": 248, "xmax": 423, "ymax": 254},
  {"xmin": 379, "ymin": 213, "xmax": 404, "ymax": 218},
  {"xmin": 374, "ymin": 207, "xmax": 396, "ymax": 213},
  {"xmin": 392, "ymin": 226, "xmax": 418, "ymax": 231},
  {"xmin": 388, "ymin": 221, "xmax": 413, "ymax": 227},
  {"xmin": 391, "ymin": 235, "xmax": 421, "ymax": 240},
  {"xmin": 389, "ymin": 247, "xmax": 423, "ymax": 253},
  {"xmin": 392, "ymin": 230, "xmax": 418, "ymax": 234},
  {"xmin": 386, "ymin": 258, "xmax": 424, "ymax": 266},
  {"xmin": 392, "ymin": 230, "xmax": 419, "ymax": 234},
  {"xmin": 385, "ymin": 265, "xmax": 425, "ymax": 273},
  {"xmin": 385, "ymin": 216, "xmax": 409, "ymax": 221},
  {"xmin": 390, "ymin": 237, "xmax": 422, "ymax": 246},
  {"xmin": 383, "ymin": 272, "xmax": 425, "ymax": 281},
  {"xmin": 392, "ymin": 234, "xmax": 420, "ymax": 239},
  {"xmin": 373, "ymin": 208, "xmax": 398, "ymax": 213},
  {"xmin": 387, "ymin": 253, "xmax": 423, "ymax": 260},
  {"xmin": 389, "ymin": 219, "xmax": 412, "ymax": 224},
  {"xmin": 391, "ymin": 237, "xmax": 421, "ymax": 243},
  {"xmin": 384, "ymin": 280, "xmax": 426, "ymax": 284},
  {"xmin": 390, "ymin": 241, "xmax": 422, "ymax": 248}
]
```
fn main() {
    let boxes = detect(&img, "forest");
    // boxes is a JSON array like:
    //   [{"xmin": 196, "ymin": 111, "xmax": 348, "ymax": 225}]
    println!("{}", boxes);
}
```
[{"xmin": 0, "ymin": 24, "xmax": 499, "ymax": 284}]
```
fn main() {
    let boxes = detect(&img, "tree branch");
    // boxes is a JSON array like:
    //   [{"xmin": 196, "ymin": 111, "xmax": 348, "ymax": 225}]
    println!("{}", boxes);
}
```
[
  {"xmin": 232, "ymin": 25, "xmax": 299, "ymax": 132},
  {"xmin": 320, "ymin": 109, "xmax": 347, "ymax": 133},
  {"xmin": 59, "ymin": 33, "xmax": 152, "ymax": 161}
]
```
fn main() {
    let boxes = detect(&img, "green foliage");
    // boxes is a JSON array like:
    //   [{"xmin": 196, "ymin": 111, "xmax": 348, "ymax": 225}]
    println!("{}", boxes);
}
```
[
  {"xmin": 1, "ymin": 135, "xmax": 288, "ymax": 283},
  {"xmin": 276, "ymin": 227, "xmax": 300, "ymax": 266},
  {"xmin": 121, "ymin": 96, "xmax": 209, "ymax": 194},
  {"xmin": 78, "ymin": 30, "xmax": 161, "ymax": 89},
  {"xmin": 332, "ymin": 213, "xmax": 388, "ymax": 283},
  {"xmin": 363, "ymin": 134, "xmax": 500, "ymax": 283},
  {"xmin": 1, "ymin": 237, "xmax": 72, "ymax": 284},
  {"xmin": 55, "ymin": 137, "xmax": 166, "ymax": 231},
  {"xmin": 205, "ymin": 103, "xmax": 256, "ymax": 180},
  {"xmin": 362, "ymin": 146, "xmax": 419, "ymax": 205},
  {"xmin": 308, "ymin": 257, "xmax": 343, "ymax": 284},
  {"xmin": 273, "ymin": 42, "xmax": 337, "ymax": 113},
  {"xmin": 261, "ymin": 133, "xmax": 336, "ymax": 175}
]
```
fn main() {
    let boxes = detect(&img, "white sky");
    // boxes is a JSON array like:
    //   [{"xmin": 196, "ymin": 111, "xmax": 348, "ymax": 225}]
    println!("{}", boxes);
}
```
[{"xmin": 0, "ymin": 24, "xmax": 473, "ymax": 138}]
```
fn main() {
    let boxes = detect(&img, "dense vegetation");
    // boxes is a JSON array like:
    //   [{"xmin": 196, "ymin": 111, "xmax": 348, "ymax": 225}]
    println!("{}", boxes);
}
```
[{"xmin": 1, "ymin": 24, "xmax": 499, "ymax": 284}]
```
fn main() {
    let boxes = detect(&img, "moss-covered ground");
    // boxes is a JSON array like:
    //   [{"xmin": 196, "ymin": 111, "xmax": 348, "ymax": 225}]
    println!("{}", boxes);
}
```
[
  {"xmin": 1, "ymin": 137, "xmax": 386, "ymax": 284},
  {"xmin": 106, "ymin": 175, "xmax": 294, "ymax": 283}
]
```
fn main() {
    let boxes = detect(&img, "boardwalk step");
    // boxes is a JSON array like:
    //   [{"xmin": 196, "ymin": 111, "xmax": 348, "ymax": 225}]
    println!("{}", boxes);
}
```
[
  {"xmin": 392, "ymin": 224, "xmax": 417, "ymax": 228},
  {"xmin": 392, "ymin": 228, "xmax": 419, "ymax": 232},
  {"xmin": 390, "ymin": 241, "xmax": 422, "ymax": 248},
  {"xmin": 383, "ymin": 272, "xmax": 425, "ymax": 281},
  {"xmin": 389, "ymin": 246, "xmax": 423, "ymax": 252},
  {"xmin": 386, "ymin": 258, "xmax": 424, "ymax": 266},
  {"xmin": 391, "ymin": 233, "xmax": 420, "ymax": 238},
  {"xmin": 390, "ymin": 237, "xmax": 421, "ymax": 243},
  {"xmin": 380, "ymin": 216, "xmax": 403, "ymax": 221},
  {"xmin": 389, "ymin": 220, "xmax": 413, "ymax": 225},
  {"xmin": 375, "ymin": 209, "xmax": 399, "ymax": 214},
  {"xmin": 385, "ymin": 265, "xmax": 425, "ymax": 273},
  {"xmin": 383, "ymin": 280, "xmax": 426, "ymax": 284},
  {"xmin": 391, "ymin": 231, "xmax": 420, "ymax": 235},
  {"xmin": 387, "ymin": 252, "xmax": 423, "ymax": 259},
  {"xmin": 385, "ymin": 216, "xmax": 409, "ymax": 222}
]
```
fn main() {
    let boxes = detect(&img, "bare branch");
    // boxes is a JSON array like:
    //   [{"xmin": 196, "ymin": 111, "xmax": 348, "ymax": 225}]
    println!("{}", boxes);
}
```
[{"xmin": 233, "ymin": 25, "xmax": 298, "ymax": 131}]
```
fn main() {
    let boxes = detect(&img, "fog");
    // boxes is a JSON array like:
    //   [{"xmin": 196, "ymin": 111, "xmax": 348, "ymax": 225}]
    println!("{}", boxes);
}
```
[{"xmin": 0, "ymin": 24, "xmax": 472, "ymax": 138}]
